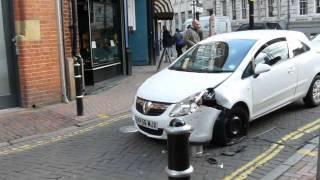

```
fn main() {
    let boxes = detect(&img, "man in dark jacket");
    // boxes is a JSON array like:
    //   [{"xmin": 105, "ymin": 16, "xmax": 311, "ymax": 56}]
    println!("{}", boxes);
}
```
[{"xmin": 162, "ymin": 26, "xmax": 173, "ymax": 48}]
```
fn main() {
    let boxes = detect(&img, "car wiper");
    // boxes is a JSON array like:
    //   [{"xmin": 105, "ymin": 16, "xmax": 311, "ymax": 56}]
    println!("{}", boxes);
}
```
[{"xmin": 212, "ymin": 70, "xmax": 234, "ymax": 73}]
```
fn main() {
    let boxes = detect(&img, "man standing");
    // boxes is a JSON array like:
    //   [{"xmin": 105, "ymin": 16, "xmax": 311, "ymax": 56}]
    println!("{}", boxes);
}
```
[{"xmin": 184, "ymin": 20, "xmax": 202, "ymax": 49}]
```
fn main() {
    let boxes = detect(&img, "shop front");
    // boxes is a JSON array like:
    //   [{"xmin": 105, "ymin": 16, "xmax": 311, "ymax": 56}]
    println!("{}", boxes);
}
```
[{"xmin": 77, "ymin": 0, "xmax": 125, "ymax": 85}]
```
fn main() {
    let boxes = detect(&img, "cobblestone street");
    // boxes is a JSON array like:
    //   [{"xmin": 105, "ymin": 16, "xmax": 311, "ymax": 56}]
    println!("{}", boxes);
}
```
[{"xmin": 0, "ymin": 101, "xmax": 318, "ymax": 180}]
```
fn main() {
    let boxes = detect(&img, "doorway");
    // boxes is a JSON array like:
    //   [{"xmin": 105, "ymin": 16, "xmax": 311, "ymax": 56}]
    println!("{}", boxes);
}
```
[{"xmin": 0, "ymin": 0, "xmax": 19, "ymax": 109}]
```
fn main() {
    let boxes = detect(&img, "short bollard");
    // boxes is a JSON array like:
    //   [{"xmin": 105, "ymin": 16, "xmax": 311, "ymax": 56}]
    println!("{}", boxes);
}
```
[
  {"xmin": 165, "ymin": 119, "xmax": 193, "ymax": 180},
  {"xmin": 74, "ymin": 55, "xmax": 84, "ymax": 116}
]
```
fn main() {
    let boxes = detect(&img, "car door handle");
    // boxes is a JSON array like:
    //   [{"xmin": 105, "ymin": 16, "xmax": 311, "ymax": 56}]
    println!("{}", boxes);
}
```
[{"xmin": 288, "ymin": 67, "xmax": 295, "ymax": 74}]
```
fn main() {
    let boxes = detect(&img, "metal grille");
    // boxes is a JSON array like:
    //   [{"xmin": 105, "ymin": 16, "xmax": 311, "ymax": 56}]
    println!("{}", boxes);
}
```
[
  {"xmin": 136, "ymin": 97, "xmax": 171, "ymax": 116},
  {"xmin": 138, "ymin": 125, "xmax": 164, "ymax": 136}
]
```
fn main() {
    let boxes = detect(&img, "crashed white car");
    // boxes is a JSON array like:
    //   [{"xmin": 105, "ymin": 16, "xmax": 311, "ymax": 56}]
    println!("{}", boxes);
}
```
[{"xmin": 132, "ymin": 30, "xmax": 320, "ymax": 145}]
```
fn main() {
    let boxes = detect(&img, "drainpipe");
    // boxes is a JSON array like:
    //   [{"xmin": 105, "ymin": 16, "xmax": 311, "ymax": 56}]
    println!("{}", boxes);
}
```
[
  {"xmin": 287, "ymin": 0, "xmax": 290, "ymax": 29},
  {"xmin": 56, "ymin": 0, "xmax": 69, "ymax": 103}
]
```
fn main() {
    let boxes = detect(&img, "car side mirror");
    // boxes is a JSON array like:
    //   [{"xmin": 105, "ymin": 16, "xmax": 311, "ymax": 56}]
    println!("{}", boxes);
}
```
[{"xmin": 254, "ymin": 63, "xmax": 271, "ymax": 77}]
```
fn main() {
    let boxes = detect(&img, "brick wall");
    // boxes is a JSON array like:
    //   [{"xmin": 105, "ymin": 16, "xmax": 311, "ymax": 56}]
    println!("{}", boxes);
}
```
[{"xmin": 14, "ymin": 0, "xmax": 62, "ymax": 107}]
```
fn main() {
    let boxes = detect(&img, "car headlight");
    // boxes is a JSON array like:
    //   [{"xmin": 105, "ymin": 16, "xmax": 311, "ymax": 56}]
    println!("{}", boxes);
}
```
[{"xmin": 169, "ymin": 90, "xmax": 209, "ymax": 117}]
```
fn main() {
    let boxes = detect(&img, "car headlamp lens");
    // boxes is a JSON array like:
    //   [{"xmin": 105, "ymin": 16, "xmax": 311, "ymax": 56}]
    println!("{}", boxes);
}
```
[{"xmin": 169, "ymin": 90, "xmax": 207, "ymax": 117}]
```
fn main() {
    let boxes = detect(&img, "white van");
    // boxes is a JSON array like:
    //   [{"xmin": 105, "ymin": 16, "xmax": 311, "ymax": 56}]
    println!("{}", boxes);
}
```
[{"xmin": 182, "ymin": 16, "xmax": 231, "ymax": 39}]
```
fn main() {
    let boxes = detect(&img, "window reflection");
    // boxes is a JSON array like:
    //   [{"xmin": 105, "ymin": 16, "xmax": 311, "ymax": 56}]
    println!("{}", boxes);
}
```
[{"xmin": 90, "ymin": 0, "xmax": 120, "ymax": 66}]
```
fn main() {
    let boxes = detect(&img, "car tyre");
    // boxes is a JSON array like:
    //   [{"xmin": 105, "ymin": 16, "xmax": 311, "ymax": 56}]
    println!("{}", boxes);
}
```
[
  {"xmin": 303, "ymin": 75, "xmax": 320, "ymax": 107},
  {"xmin": 212, "ymin": 106, "xmax": 249, "ymax": 146}
]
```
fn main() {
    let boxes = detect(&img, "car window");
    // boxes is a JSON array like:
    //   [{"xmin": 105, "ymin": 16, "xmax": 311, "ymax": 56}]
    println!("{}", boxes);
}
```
[
  {"xmin": 290, "ymin": 39, "xmax": 310, "ymax": 57},
  {"xmin": 253, "ymin": 23, "xmax": 265, "ymax": 29},
  {"xmin": 254, "ymin": 39, "xmax": 289, "ymax": 67},
  {"xmin": 237, "ymin": 24, "xmax": 249, "ymax": 31},
  {"xmin": 266, "ymin": 23, "xmax": 282, "ymax": 29},
  {"xmin": 169, "ymin": 39, "xmax": 256, "ymax": 73}
]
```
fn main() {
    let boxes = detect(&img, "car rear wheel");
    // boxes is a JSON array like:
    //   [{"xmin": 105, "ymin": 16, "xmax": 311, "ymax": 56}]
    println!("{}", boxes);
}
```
[
  {"xmin": 303, "ymin": 75, "xmax": 320, "ymax": 107},
  {"xmin": 212, "ymin": 106, "xmax": 249, "ymax": 146}
]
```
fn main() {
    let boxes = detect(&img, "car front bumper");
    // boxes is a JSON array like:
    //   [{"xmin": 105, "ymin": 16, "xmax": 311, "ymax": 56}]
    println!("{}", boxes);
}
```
[{"xmin": 132, "ymin": 104, "xmax": 222, "ymax": 143}]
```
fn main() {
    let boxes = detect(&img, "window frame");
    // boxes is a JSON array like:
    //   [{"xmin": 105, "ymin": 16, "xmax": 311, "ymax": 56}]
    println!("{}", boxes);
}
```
[
  {"xmin": 316, "ymin": 0, "xmax": 320, "ymax": 13},
  {"xmin": 241, "ymin": 0, "xmax": 247, "ymax": 19},
  {"xmin": 232, "ymin": 0, "xmax": 237, "ymax": 20},
  {"xmin": 222, "ymin": 0, "xmax": 227, "ymax": 16},
  {"xmin": 288, "ymin": 39, "xmax": 311, "ymax": 58},
  {"xmin": 253, "ymin": 38, "xmax": 289, "ymax": 67},
  {"xmin": 299, "ymin": 0, "xmax": 308, "ymax": 15},
  {"xmin": 267, "ymin": 0, "xmax": 275, "ymax": 17}
]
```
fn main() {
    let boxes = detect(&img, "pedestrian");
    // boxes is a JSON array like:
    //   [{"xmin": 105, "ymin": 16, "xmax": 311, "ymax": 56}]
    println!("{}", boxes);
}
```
[
  {"xmin": 174, "ymin": 28, "xmax": 184, "ymax": 57},
  {"xmin": 184, "ymin": 20, "xmax": 202, "ymax": 49},
  {"xmin": 162, "ymin": 26, "xmax": 173, "ymax": 49},
  {"xmin": 162, "ymin": 26, "xmax": 174, "ymax": 62}
]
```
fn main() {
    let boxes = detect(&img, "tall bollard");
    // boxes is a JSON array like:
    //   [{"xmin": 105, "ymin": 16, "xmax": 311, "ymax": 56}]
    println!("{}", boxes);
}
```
[
  {"xmin": 165, "ymin": 119, "xmax": 193, "ymax": 180},
  {"xmin": 74, "ymin": 55, "xmax": 84, "ymax": 116}
]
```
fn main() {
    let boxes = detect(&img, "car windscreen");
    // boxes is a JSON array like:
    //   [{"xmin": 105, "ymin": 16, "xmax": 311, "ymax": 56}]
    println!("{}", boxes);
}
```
[{"xmin": 169, "ymin": 39, "xmax": 256, "ymax": 73}]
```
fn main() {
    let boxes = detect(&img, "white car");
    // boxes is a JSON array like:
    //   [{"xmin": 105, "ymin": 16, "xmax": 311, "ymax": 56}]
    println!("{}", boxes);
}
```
[
  {"xmin": 311, "ymin": 33, "xmax": 320, "ymax": 52},
  {"xmin": 132, "ymin": 30, "xmax": 320, "ymax": 145}
]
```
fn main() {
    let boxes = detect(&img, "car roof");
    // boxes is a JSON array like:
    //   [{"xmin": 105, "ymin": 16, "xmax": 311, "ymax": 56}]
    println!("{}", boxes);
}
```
[{"xmin": 200, "ymin": 30, "xmax": 307, "ymax": 44}]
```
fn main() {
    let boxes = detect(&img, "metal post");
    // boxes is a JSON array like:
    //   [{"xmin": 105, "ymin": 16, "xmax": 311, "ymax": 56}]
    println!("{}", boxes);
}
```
[
  {"xmin": 165, "ymin": 119, "xmax": 193, "ymax": 180},
  {"xmin": 74, "ymin": 56, "xmax": 84, "ymax": 116},
  {"xmin": 71, "ymin": 0, "xmax": 84, "ymax": 116},
  {"xmin": 287, "ymin": 0, "xmax": 290, "ymax": 30},
  {"xmin": 193, "ymin": 0, "xmax": 196, "ymax": 20},
  {"xmin": 248, "ymin": 0, "xmax": 254, "ymax": 29},
  {"xmin": 317, "ymin": 129, "xmax": 320, "ymax": 179}
]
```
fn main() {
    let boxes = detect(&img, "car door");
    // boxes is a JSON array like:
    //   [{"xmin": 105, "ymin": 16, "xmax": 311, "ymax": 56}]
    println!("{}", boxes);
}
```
[
  {"xmin": 251, "ymin": 38, "xmax": 298, "ymax": 117},
  {"xmin": 287, "ymin": 38, "xmax": 312, "ymax": 98}
]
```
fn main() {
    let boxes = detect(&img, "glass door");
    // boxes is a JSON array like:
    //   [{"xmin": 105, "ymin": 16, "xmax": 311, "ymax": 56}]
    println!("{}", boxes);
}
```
[{"xmin": 0, "ymin": 0, "xmax": 18, "ymax": 109}]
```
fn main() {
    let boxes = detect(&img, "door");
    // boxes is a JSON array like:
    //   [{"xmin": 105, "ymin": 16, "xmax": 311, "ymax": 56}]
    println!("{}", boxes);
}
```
[
  {"xmin": 0, "ymin": 0, "xmax": 19, "ymax": 109},
  {"xmin": 251, "ymin": 38, "xmax": 297, "ymax": 116}
]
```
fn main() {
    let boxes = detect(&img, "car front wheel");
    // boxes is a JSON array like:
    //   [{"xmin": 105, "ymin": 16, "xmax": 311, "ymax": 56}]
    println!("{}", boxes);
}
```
[
  {"xmin": 303, "ymin": 75, "xmax": 320, "ymax": 107},
  {"xmin": 212, "ymin": 106, "xmax": 249, "ymax": 146}
]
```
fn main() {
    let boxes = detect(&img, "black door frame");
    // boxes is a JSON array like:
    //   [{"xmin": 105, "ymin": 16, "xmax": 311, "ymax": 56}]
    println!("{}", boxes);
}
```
[{"xmin": 0, "ymin": 0, "xmax": 20, "ymax": 109}]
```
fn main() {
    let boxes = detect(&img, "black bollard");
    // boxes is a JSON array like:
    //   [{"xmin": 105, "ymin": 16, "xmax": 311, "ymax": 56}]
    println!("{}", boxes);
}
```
[
  {"xmin": 165, "ymin": 119, "xmax": 193, "ymax": 180},
  {"xmin": 74, "ymin": 55, "xmax": 84, "ymax": 116}
]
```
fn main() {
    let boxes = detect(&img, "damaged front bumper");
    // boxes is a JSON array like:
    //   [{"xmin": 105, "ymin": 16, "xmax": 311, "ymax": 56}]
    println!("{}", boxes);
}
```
[{"xmin": 132, "ymin": 104, "xmax": 223, "ymax": 143}]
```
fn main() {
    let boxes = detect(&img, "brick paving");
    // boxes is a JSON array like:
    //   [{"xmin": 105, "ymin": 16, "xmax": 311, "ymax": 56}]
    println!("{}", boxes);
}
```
[
  {"xmin": 0, "ymin": 65, "xmax": 158, "ymax": 143},
  {"xmin": 277, "ymin": 148, "xmax": 318, "ymax": 180}
]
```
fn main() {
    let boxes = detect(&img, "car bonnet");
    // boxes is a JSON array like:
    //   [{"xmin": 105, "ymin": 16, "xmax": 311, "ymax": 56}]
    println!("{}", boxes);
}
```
[{"xmin": 136, "ymin": 69, "xmax": 232, "ymax": 103}]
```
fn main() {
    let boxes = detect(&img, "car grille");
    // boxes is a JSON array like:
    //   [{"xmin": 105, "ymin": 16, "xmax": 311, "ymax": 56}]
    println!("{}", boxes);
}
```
[
  {"xmin": 136, "ymin": 97, "xmax": 171, "ymax": 116},
  {"xmin": 138, "ymin": 125, "xmax": 164, "ymax": 136}
]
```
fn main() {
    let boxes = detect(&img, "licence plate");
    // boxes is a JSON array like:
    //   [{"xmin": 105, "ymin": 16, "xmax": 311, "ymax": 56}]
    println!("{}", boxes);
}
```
[{"xmin": 135, "ymin": 116, "xmax": 158, "ymax": 130}]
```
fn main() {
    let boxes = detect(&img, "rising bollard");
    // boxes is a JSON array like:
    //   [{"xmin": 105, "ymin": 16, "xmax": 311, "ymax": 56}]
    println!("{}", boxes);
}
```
[
  {"xmin": 165, "ymin": 119, "xmax": 193, "ymax": 180},
  {"xmin": 74, "ymin": 55, "xmax": 84, "ymax": 116}
]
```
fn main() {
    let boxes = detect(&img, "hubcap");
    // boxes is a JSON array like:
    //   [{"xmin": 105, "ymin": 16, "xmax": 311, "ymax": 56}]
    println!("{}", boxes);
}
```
[
  {"xmin": 228, "ymin": 115, "xmax": 242, "ymax": 136},
  {"xmin": 312, "ymin": 79, "xmax": 320, "ymax": 103}
]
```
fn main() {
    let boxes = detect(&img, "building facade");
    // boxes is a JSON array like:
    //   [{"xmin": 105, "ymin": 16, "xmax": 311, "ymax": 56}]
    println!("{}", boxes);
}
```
[
  {"xmin": 172, "ymin": 0, "xmax": 320, "ymax": 36},
  {"xmin": 0, "ymin": 0, "xmax": 174, "ymax": 110},
  {"xmin": 0, "ymin": 0, "xmax": 128, "ymax": 110}
]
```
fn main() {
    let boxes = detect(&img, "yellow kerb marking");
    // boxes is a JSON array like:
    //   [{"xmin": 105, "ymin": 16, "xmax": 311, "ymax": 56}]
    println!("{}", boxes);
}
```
[
  {"xmin": 97, "ymin": 114, "xmax": 109, "ymax": 119},
  {"xmin": 298, "ymin": 149, "xmax": 318, "ymax": 157},
  {"xmin": 224, "ymin": 119, "xmax": 320, "ymax": 180},
  {"xmin": 0, "ymin": 113, "xmax": 130, "ymax": 156}
]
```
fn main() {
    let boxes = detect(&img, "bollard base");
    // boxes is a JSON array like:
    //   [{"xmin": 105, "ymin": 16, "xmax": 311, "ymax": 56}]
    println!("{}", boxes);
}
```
[{"xmin": 165, "ymin": 166, "xmax": 194, "ymax": 179}]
